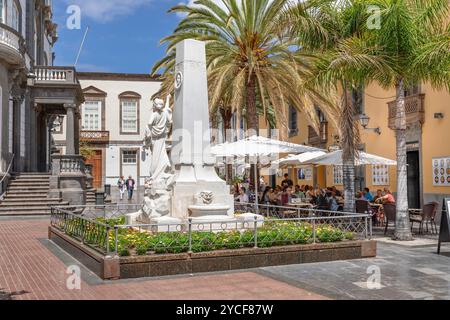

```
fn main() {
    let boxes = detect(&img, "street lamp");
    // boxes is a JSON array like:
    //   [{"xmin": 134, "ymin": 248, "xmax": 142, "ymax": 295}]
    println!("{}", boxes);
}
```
[{"xmin": 359, "ymin": 114, "xmax": 381, "ymax": 135}]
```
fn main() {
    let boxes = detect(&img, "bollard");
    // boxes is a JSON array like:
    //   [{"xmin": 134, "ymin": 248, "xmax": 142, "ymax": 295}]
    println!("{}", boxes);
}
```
[
  {"xmin": 254, "ymin": 215, "xmax": 258, "ymax": 248},
  {"xmin": 188, "ymin": 218, "xmax": 193, "ymax": 254}
]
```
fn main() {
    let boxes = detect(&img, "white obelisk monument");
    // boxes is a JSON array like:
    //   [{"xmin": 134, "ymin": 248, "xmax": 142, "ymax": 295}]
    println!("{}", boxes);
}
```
[{"xmin": 170, "ymin": 39, "xmax": 234, "ymax": 221}]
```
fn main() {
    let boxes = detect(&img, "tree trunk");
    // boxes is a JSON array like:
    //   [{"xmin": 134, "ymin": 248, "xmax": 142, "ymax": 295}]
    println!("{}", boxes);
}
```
[
  {"xmin": 246, "ymin": 73, "xmax": 259, "ymax": 134},
  {"xmin": 220, "ymin": 107, "xmax": 233, "ymax": 185},
  {"xmin": 341, "ymin": 83, "xmax": 358, "ymax": 213},
  {"xmin": 246, "ymin": 73, "xmax": 259, "ymax": 187},
  {"xmin": 394, "ymin": 79, "xmax": 413, "ymax": 241}
]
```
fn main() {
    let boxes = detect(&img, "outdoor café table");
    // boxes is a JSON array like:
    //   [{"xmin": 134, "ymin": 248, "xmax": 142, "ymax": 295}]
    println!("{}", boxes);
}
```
[{"xmin": 287, "ymin": 202, "xmax": 315, "ymax": 217}]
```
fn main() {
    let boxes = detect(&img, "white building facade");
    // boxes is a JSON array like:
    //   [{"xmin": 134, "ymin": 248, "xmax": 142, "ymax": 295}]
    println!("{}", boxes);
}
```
[{"xmin": 54, "ymin": 73, "xmax": 162, "ymax": 189}]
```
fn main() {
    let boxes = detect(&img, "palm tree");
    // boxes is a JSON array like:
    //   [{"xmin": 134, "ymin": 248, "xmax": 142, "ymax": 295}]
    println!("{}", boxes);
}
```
[
  {"xmin": 152, "ymin": 0, "xmax": 341, "ymax": 141},
  {"xmin": 288, "ymin": 0, "xmax": 384, "ymax": 212},
  {"xmin": 364, "ymin": 0, "xmax": 450, "ymax": 240}
]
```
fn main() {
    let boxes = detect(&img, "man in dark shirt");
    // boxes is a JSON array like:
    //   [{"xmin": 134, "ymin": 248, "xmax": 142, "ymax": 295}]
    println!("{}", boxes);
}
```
[
  {"xmin": 282, "ymin": 173, "xmax": 294, "ymax": 188},
  {"xmin": 125, "ymin": 175, "xmax": 136, "ymax": 201}
]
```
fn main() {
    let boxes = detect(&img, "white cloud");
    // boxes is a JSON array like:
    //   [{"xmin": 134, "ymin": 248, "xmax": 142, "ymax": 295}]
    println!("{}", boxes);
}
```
[{"xmin": 63, "ymin": 0, "xmax": 155, "ymax": 23}]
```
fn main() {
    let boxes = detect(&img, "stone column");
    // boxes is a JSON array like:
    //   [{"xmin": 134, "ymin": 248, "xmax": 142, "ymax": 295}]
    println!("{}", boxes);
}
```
[
  {"xmin": 74, "ymin": 110, "xmax": 80, "ymax": 155},
  {"xmin": 64, "ymin": 103, "xmax": 76, "ymax": 155}
]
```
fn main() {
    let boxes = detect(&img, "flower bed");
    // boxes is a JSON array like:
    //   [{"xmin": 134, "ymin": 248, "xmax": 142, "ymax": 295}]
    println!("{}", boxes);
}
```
[
  {"xmin": 54, "ymin": 215, "xmax": 356, "ymax": 257},
  {"xmin": 107, "ymin": 219, "xmax": 355, "ymax": 257}
]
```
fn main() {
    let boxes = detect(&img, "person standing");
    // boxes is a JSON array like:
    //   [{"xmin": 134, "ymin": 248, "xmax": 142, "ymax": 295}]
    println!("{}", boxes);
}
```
[
  {"xmin": 281, "ymin": 173, "xmax": 293, "ymax": 188},
  {"xmin": 125, "ymin": 175, "xmax": 136, "ymax": 201},
  {"xmin": 117, "ymin": 176, "xmax": 126, "ymax": 201}
]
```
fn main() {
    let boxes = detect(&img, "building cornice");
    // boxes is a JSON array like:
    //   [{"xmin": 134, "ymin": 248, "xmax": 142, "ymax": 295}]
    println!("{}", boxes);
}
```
[{"xmin": 77, "ymin": 72, "xmax": 162, "ymax": 82}]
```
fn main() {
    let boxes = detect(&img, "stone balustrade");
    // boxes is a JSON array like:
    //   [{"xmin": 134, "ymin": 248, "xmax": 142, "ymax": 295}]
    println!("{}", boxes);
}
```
[
  {"xmin": 51, "ymin": 155, "xmax": 85, "ymax": 175},
  {"xmin": 80, "ymin": 131, "xmax": 110, "ymax": 144},
  {"xmin": 0, "ymin": 23, "xmax": 21, "ymax": 51},
  {"xmin": 34, "ymin": 66, "xmax": 76, "ymax": 85}
]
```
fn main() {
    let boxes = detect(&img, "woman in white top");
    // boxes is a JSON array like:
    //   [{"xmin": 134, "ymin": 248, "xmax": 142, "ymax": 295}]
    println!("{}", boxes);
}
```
[
  {"xmin": 235, "ymin": 187, "xmax": 249, "ymax": 203},
  {"xmin": 117, "ymin": 176, "xmax": 126, "ymax": 200}
]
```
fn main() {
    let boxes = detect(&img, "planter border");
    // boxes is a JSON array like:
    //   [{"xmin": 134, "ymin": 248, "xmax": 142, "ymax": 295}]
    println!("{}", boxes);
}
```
[{"xmin": 48, "ymin": 226, "xmax": 376, "ymax": 280}]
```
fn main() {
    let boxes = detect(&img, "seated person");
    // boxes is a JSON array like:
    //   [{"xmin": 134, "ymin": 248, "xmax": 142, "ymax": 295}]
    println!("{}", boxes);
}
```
[
  {"xmin": 281, "ymin": 186, "xmax": 293, "ymax": 206},
  {"xmin": 373, "ymin": 189, "xmax": 383, "ymax": 203},
  {"xmin": 356, "ymin": 191, "xmax": 365, "ymax": 200},
  {"xmin": 363, "ymin": 188, "xmax": 374, "ymax": 202},
  {"xmin": 269, "ymin": 186, "xmax": 282, "ymax": 205},
  {"xmin": 294, "ymin": 185, "xmax": 305, "ymax": 199},
  {"xmin": 260, "ymin": 186, "xmax": 272, "ymax": 204},
  {"xmin": 326, "ymin": 191, "xmax": 339, "ymax": 212},
  {"xmin": 380, "ymin": 188, "xmax": 395, "ymax": 204},
  {"xmin": 235, "ymin": 187, "xmax": 249, "ymax": 203},
  {"xmin": 331, "ymin": 186, "xmax": 342, "ymax": 197}
]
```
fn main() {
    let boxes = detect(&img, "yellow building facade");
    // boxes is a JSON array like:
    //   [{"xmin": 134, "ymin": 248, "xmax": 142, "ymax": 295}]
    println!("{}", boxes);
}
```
[{"xmin": 260, "ymin": 82, "xmax": 450, "ymax": 209}]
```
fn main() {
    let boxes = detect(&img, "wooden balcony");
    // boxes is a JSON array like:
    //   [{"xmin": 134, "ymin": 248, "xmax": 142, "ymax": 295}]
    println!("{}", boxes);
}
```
[
  {"xmin": 308, "ymin": 122, "xmax": 328, "ymax": 147},
  {"xmin": 388, "ymin": 94, "xmax": 425, "ymax": 130},
  {"xmin": 80, "ymin": 131, "xmax": 110, "ymax": 144}
]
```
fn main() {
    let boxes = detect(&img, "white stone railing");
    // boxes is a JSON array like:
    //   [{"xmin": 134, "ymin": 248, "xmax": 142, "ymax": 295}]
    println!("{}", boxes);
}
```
[
  {"xmin": 51, "ymin": 155, "xmax": 85, "ymax": 175},
  {"xmin": 34, "ymin": 66, "xmax": 77, "ymax": 85},
  {"xmin": 0, "ymin": 23, "xmax": 21, "ymax": 51}
]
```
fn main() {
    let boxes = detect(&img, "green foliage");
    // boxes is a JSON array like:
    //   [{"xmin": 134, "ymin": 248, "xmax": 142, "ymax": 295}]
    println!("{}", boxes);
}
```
[{"xmin": 58, "ymin": 215, "xmax": 357, "ymax": 257}]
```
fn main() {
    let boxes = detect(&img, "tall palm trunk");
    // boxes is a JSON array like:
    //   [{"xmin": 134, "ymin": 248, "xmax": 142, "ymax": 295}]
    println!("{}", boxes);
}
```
[
  {"xmin": 220, "ymin": 107, "xmax": 233, "ymax": 184},
  {"xmin": 341, "ymin": 83, "xmax": 358, "ymax": 213},
  {"xmin": 246, "ymin": 73, "xmax": 259, "ymax": 134},
  {"xmin": 394, "ymin": 79, "xmax": 413, "ymax": 240},
  {"xmin": 246, "ymin": 73, "xmax": 259, "ymax": 187}
]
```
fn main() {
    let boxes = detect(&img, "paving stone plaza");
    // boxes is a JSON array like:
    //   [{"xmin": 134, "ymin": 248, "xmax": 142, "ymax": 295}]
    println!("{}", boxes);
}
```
[{"xmin": 1, "ymin": 216, "xmax": 449, "ymax": 301}]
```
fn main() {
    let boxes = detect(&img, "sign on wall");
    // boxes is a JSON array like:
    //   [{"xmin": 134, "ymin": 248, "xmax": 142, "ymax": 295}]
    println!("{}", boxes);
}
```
[
  {"xmin": 297, "ymin": 167, "xmax": 313, "ymax": 181},
  {"xmin": 333, "ymin": 166, "xmax": 343, "ymax": 185},
  {"xmin": 433, "ymin": 157, "xmax": 450, "ymax": 186},
  {"xmin": 372, "ymin": 164, "xmax": 390, "ymax": 186}
]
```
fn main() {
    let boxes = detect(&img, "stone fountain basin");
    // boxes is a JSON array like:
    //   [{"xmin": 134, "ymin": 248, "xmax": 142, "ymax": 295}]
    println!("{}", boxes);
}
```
[{"xmin": 188, "ymin": 204, "xmax": 231, "ymax": 218}]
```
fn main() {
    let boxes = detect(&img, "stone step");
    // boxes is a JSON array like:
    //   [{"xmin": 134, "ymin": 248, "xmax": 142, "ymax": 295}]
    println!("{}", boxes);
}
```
[
  {"xmin": 10, "ymin": 178, "xmax": 50, "ymax": 183},
  {"xmin": 0, "ymin": 202, "xmax": 69, "ymax": 208},
  {"xmin": 3, "ymin": 193, "xmax": 48, "ymax": 198},
  {"xmin": 0, "ymin": 203, "xmax": 69, "ymax": 214},
  {"xmin": 7, "ymin": 186, "xmax": 49, "ymax": 191},
  {"xmin": 0, "ymin": 198, "xmax": 65, "ymax": 204},
  {"xmin": 8, "ymin": 182, "xmax": 50, "ymax": 187},
  {"xmin": 5, "ymin": 191, "xmax": 49, "ymax": 197},
  {"xmin": 0, "ymin": 209, "xmax": 52, "ymax": 216},
  {"xmin": 12, "ymin": 175, "xmax": 51, "ymax": 179}
]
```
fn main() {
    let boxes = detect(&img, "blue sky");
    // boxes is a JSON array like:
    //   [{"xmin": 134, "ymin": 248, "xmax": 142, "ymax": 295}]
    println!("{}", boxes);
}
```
[{"xmin": 53, "ymin": 0, "xmax": 192, "ymax": 74}]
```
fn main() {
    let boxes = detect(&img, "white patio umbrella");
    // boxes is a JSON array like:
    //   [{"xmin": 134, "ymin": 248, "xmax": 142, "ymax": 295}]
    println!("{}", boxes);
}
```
[
  {"xmin": 211, "ymin": 136, "xmax": 324, "ymax": 213},
  {"xmin": 272, "ymin": 151, "xmax": 327, "ymax": 169},
  {"xmin": 302, "ymin": 150, "xmax": 397, "ymax": 166}
]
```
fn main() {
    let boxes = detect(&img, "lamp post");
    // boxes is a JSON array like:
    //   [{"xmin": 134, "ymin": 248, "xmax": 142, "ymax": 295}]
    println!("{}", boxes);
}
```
[{"xmin": 359, "ymin": 114, "xmax": 381, "ymax": 135}]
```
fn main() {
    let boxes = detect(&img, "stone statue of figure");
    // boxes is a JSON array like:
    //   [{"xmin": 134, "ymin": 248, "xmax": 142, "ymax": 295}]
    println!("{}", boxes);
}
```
[
  {"xmin": 145, "ymin": 95, "xmax": 173, "ymax": 186},
  {"xmin": 141, "ymin": 95, "xmax": 174, "ymax": 218}
]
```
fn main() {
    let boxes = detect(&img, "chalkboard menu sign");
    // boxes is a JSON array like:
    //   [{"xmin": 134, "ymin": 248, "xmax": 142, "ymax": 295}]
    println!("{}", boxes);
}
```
[{"xmin": 437, "ymin": 198, "xmax": 450, "ymax": 254}]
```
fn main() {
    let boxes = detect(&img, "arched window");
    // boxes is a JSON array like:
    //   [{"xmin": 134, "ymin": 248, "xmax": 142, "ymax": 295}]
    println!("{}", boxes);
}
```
[
  {"xmin": 0, "ymin": 0, "xmax": 5, "ymax": 24},
  {"xmin": 11, "ymin": 0, "xmax": 20, "ymax": 32}
]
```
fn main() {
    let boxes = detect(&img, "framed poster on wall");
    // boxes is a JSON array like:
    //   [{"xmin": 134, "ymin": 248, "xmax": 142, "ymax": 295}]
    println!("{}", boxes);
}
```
[
  {"xmin": 372, "ymin": 164, "xmax": 390, "ymax": 186},
  {"xmin": 433, "ymin": 157, "xmax": 450, "ymax": 186}
]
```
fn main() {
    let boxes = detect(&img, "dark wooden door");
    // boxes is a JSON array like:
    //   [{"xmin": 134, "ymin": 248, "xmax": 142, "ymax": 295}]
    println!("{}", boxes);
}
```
[
  {"xmin": 407, "ymin": 151, "xmax": 421, "ymax": 209},
  {"xmin": 86, "ymin": 150, "xmax": 102, "ymax": 189}
]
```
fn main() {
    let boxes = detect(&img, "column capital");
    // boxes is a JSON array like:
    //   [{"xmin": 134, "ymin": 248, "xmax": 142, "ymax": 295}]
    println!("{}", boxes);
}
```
[{"xmin": 64, "ymin": 103, "xmax": 77, "ymax": 110}]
